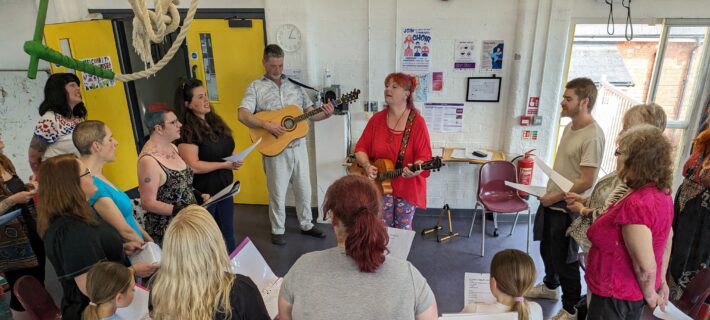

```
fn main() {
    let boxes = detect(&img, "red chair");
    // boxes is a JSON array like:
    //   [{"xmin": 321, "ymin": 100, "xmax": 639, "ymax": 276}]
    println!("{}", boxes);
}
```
[
  {"xmin": 468, "ymin": 160, "xmax": 531, "ymax": 256},
  {"xmin": 676, "ymin": 268, "xmax": 710, "ymax": 319},
  {"xmin": 13, "ymin": 275, "xmax": 61, "ymax": 320}
]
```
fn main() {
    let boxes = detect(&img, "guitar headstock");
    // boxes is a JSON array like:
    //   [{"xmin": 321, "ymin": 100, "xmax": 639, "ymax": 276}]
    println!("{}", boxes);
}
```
[
  {"xmin": 421, "ymin": 156, "xmax": 445, "ymax": 172},
  {"xmin": 338, "ymin": 89, "xmax": 361, "ymax": 105}
]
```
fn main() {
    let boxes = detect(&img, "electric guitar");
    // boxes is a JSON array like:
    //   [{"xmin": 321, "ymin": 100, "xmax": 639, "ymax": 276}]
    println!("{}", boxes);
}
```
[
  {"xmin": 249, "ymin": 89, "xmax": 361, "ymax": 156},
  {"xmin": 349, "ymin": 157, "xmax": 445, "ymax": 194}
]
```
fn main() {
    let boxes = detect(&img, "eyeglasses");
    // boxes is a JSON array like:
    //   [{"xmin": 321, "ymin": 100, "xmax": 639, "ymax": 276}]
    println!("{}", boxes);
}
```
[
  {"xmin": 79, "ymin": 168, "xmax": 91, "ymax": 178},
  {"xmin": 614, "ymin": 148, "xmax": 621, "ymax": 157},
  {"xmin": 164, "ymin": 119, "xmax": 180, "ymax": 126}
]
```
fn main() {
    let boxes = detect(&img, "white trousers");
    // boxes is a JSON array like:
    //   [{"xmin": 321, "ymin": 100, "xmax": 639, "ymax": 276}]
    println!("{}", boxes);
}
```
[{"xmin": 262, "ymin": 143, "xmax": 313, "ymax": 234}]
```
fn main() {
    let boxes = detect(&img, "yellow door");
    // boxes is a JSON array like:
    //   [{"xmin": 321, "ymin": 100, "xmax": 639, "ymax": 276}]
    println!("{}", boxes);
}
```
[
  {"xmin": 44, "ymin": 20, "xmax": 138, "ymax": 190},
  {"xmin": 186, "ymin": 19, "xmax": 268, "ymax": 204}
]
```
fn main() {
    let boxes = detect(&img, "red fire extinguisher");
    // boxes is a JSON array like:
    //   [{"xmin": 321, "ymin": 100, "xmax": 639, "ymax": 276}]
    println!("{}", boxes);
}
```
[{"xmin": 516, "ymin": 149, "xmax": 535, "ymax": 198}]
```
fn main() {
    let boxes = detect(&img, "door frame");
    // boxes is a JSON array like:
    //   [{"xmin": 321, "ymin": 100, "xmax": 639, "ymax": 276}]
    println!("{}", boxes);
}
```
[{"xmin": 90, "ymin": 8, "xmax": 267, "ymax": 150}]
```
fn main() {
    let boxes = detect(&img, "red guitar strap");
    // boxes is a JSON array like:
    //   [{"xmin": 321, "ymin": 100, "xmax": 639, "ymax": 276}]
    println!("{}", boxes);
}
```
[{"xmin": 395, "ymin": 110, "xmax": 416, "ymax": 169}]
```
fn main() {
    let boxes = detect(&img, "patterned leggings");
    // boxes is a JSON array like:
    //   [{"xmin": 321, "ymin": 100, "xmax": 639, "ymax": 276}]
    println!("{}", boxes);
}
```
[{"xmin": 382, "ymin": 195, "xmax": 417, "ymax": 230}]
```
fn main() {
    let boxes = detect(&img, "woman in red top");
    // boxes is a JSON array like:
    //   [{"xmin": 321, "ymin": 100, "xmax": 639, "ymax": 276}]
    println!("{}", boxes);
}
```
[
  {"xmin": 354, "ymin": 73, "xmax": 432, "ymax": 230},
  {"xmin": 586, "ymin": 125, "xmax": 674, "ymax": 320}
]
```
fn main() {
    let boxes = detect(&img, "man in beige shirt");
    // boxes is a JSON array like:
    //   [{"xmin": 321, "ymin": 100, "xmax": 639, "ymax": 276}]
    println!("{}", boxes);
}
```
[{"xmin": 527, "ymin": 78, "xmax": 605, "ymax": 320}]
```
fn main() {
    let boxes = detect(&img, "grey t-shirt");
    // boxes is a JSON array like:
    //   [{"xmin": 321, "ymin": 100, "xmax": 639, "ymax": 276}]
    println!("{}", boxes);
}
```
[
  {"xmin": 546, "ymin": 120, "xmax": 605, "ymax": 194},
  {"xmin": 280, "ymin": 246, "xmax": 435, "ymax": 320}
]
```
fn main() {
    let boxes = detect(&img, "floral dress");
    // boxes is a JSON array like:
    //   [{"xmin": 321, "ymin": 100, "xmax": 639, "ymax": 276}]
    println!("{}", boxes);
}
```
[{"xmin": 141, "ymin": 155, "xmax": 196, "ymax": 245}]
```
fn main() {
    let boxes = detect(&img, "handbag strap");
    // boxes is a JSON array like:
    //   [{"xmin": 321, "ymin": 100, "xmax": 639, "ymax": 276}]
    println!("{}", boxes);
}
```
[{"xmin": 395, "ymin": 110, "xmax": 417, "ymax": 169}]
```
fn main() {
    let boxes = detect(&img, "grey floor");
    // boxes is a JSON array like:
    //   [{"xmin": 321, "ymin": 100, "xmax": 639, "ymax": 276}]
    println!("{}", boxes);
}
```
[{"xmin": 43, "ymin": 204, "xmax": 578, "ymax": 318}]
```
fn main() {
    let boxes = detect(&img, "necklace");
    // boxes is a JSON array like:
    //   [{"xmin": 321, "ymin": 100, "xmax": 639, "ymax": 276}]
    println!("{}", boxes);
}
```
[{"xmin": 386, "ymin": 109, "xmax": 408, "ymax": 143}]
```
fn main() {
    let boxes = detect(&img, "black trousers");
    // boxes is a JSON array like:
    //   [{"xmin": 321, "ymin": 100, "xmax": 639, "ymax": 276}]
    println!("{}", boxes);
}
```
[
  {"xmin": 587, "ymin": 293, "xmax": 645, "ymax": 320},
  {"xmin": 539, "ymin": 205, "xmax": 582, "ymax": 312}
]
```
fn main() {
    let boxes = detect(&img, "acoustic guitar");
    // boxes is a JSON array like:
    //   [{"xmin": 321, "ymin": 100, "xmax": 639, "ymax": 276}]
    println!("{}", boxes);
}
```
[
  {"xmin": 349, "ymin": 157, "xmax": 445, "ymax": 194},
  {"xmin": 249, "ymin": 89, "xmax": 361, "ymax": 156}
]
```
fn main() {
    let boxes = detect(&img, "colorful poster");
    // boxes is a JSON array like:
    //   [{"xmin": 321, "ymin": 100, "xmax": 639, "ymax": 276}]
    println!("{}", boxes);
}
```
[
  {"xmin": 432, "ymin": 72, "xmax": 443, "ymax": 92},
  {"xmin": 414, "ymin": 73, "xmax": 429, "ymax": 102},
  {"xmin": 454, "ymin": 40, "xmax": 476, "ymax": 70},
  {"xmin": 401, "ymin": 28, "xmax": 432, "ymax": 72},
  {"xmin": 481, "ymin": 40, "xmax": 504, "ymax": 71},
  {"xmin": 423, "ymin": 103, "xmax": 464, "ymax": 133},
  {"xmin": 80, "ymin": 56, "xmax": 115, "ymax": 91}
]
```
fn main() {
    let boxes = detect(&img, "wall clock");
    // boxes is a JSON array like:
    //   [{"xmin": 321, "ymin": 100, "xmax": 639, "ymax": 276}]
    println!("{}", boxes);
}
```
[{"xmin": 276, "ymin": 24, "xmax": 302, "ymax": 52}]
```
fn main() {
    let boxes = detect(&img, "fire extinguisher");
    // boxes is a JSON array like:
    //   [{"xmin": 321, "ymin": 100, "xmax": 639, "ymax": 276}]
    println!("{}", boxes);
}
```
[{"xmin": 515, "ymin": 149, "xmax": 535, "ymax": 198}]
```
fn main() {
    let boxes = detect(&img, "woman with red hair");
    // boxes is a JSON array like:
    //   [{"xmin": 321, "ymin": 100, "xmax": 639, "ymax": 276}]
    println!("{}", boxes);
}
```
[
  {"xmin": 277, "ymin": 175, "xmax": 437, "ymax": 320},
  {"xmin": 354, "ymin": 73, "xmax": 432, "ymax": 230}
]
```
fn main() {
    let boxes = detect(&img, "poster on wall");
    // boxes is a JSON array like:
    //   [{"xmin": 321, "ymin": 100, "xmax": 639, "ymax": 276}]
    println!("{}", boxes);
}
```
[
  {"xmin": 414, "ymin": 73, "xmax": 430, "ymax": 102},
  {"xmin": 401, "ymin": 28, "xmax": 432, "ymax": 72},
  {"xmin": 432, "ymin": 72, "xmax": 444, "ymax": 92},
  {"xmin": 527, "ymin": 97, "xmax": 539, "ymax": 115},
  {"xmin": 80, "ymin": 56, "xmax": 116, "ymax": 90},
  {"xmin": 454, "ymin": 40, "xmax": 476, "ymax": 70},
  {"xmin": 480, "ymin": 40, "xmax": 504, "ymax": 71},
  {"xmin": 423, "ymin": 103, "xmax": 464, "ymax": 133}
]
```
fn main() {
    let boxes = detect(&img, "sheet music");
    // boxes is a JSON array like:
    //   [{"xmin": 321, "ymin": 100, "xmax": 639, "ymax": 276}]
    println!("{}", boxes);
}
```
[
  {"xmin": 115, "ymin": 285, "xmax": 150, "ymax": 320},
  {"xmin": 201, "ymin": 181, "xmax": 240, "ymax": 208},
  {"xmin": 386, "ymin": 227, "xmax": 415, "ymax": 260},
  {"xmin": 653, "ymin": 302, "xmax": 692, "ymax": 320},
  {"xmin": 504, "ymin": 181, "xmax": 546, "ymax": 198},
  {"xmin": 0, "ymin": 209, "xmax": 21, "ymax": 226},
  {"xmin": 464, "ymin": 273, "xmax": 497, "ymax": 305},
  {"xmin": 230, "ymin": 237, "xmax": 281, "ymax": 319},
  {"xmin": 224, "ymin": 137, "xmax": 262, "ymax": 162},
  {"xmin": 129, "ymin": 242, "xmax": 161, "ymax": 265},
  {"xmin": 533, "ymin": 156, "xmax": 573, "ymax": 192}
]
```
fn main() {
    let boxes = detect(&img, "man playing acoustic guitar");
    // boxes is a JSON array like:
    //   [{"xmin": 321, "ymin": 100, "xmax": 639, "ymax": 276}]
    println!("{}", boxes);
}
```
[
  {"xmin": 354, "ymin": 72, "xmax": 433, "ymax": 230},
  {"xmin": 238, "ymin": 44, "xmax": 334, "ymax": 245}
]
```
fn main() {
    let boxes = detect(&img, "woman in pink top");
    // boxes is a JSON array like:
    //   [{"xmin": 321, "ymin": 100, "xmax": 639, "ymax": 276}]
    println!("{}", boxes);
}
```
[{"xmin": 586, "ymin": 124, "xmax": 674, "ymax": 320}]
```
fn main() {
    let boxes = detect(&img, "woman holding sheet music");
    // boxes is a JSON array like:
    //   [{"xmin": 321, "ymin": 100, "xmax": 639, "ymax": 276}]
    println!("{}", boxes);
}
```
[
  {"xmin": 175, "ymin": 78, "xmax": 240, "ymax": 251},
  {"xmin": 0, "ymin": 131, "xmax": 44, "ymax": 320},
  {"xmin": 150, "ymin": 205, "xmax": 270, "ymax": 320},
  {"xmin": 278, "ymin": 175, "xmax": 438, "ymax": 320},
  {"xmin": 354, "ymin": 72, "xmax": 432, "ymax": 230}
]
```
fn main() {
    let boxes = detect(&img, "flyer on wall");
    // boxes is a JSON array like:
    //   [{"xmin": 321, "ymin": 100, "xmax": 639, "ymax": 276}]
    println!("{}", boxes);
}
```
[
  {"xmin": 480, "ymin": 40, "xmax": 504, "ymax": 71},
  {"xmin": 401, "ymin": 27, "xmax": 432, "ymax": 72},
  {"xmin": 454, "ymin": 40, "xmax": 476, "ymax": 70}
]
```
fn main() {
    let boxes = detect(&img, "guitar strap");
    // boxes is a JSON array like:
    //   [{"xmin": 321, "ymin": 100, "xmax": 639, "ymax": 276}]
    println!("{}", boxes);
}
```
[{"xmin": 395, "ymin": 110, "xmax": 417, "ymax": 169}]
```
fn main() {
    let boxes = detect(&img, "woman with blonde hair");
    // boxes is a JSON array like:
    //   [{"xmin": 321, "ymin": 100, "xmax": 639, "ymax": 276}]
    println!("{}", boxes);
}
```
[
  {"xmin": 150, "ymin": 205, "xmax": 269, "ymax": 320},
  {"xmin": 462, "ymin": 249, "xmax": 543, "ymax": 320},
  {"xmin": 82, "ymin": 261, "xmax": 135, "ymax": 320}
]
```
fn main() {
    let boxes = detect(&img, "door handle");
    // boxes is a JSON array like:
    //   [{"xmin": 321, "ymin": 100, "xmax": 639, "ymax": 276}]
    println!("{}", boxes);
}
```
[{"xmin": 191, "ymin": 65, "xmax": 198, "ymax": 78}]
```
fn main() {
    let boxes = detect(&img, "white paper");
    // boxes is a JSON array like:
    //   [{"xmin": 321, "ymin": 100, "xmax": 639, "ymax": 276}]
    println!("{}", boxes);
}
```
[
  {"xmin": 202, "ymin": 181, "xmax": 240, "ymax": 208},
  {"xmin": 440, "ymin": 312, "xmax": 517, "ymax": 320},
  {"xmin": 230, "ymin": 237, "xmax": 281, "ymax": 319},
  {"xmin": 115, "ymin": 285, "xmax": 150, "ymax": 320},
  {"xmin": 464, "ymin": 273, "xmax": 497, "ymax": 305},
  {"xmin": 533, "ymin": 156, "xmax": 573, "ymax": 193},
  {"xmin": 504, "ymin": 181, "xmax": 546, "ymax": 198},
  {"xmin": 432, "ymin": 148, "xmax": 444, "ymax": 157},
  {"xmin": 422, "ymin": 103, "xmax": 464, "ymax": 133},
  {"xmin": 387, "ymin": 227, "xmax": 416, "ymax": 260},
  {"xmin": 450, "ymin": 149, "xmax": 468, "ymax": 159},
  {"xmin": 129, "ymin": 242, "xmax": 161, "ymax": 265},
  {"xmin": 224, "ymin": 137, "xmax": 262, "ymax": 162},
  {"xmin": 653, "ymin": 302, "xmax": 692, "ymax": 320},
  {"xmin": 0, "ymin": 209, "xmax": 21, "ymax": 226}
]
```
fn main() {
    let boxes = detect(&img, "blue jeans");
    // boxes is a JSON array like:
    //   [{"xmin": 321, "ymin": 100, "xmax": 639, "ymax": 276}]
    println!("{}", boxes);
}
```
[{"xmin": 208, "ymin": 197, "xmax": 235, "ymax": 252}]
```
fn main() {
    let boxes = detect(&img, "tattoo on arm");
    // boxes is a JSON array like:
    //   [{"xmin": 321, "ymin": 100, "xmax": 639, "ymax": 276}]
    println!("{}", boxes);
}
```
[
  {"xmin": 143, "ymin": 177, "xmax": 152, "ymax": 184},
  {"xmin": 29, "ymin": 136, "xmax": 49, "ymax": 153}
]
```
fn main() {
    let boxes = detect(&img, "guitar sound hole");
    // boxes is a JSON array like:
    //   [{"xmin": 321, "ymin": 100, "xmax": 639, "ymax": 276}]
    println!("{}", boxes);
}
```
[{"xmin": 282, "ymin": 118, "xmax": 295, "ymax": 130}]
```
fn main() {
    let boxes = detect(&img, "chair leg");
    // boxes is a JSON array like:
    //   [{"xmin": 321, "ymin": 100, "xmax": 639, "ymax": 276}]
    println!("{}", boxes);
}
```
[
  {"xmin": 481, "ymin": 208, "xmax": 486, "ymax": 257},
  {"xmin": 493, "ymin": 213, "xmax": 499, "ymax": 237},
  {"xmin": 509, "ymin": 211, "xmax": 520, "ymax": 236},
  {"xmin": 526, "ymin": 208, "xmax": 531, "ymax": 254},
  {"xmin": 468, "ymin": 202, "xmax": 480, "ymax": 238}
]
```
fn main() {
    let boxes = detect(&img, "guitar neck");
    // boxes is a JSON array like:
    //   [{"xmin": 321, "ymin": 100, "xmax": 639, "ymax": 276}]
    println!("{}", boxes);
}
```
[
  {"xmin": 292, "ymin": 95, "xmax": 349, "ymax": 123},
  {"xmin": 378, "ymin": 163, "xmax": 421, "ymax": 180}
]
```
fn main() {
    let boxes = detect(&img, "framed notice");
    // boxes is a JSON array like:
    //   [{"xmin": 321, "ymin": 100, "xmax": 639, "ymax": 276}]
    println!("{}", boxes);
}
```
[{"xmin": 466, "ymin": 77, "xmax": 501, "ymax": 102}]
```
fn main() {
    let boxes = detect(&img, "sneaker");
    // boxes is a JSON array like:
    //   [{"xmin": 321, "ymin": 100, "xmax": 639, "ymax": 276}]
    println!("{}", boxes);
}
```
[
  {"xmin": 525, "ymin": 282, "xmax": 561, "ymax": 300},
  {"xmin": 301, "ymin": 226, "xmax": 326, "ymax": 238},
  {"xmin": 550, "ymin": 308, "xmax": 577, "ymax": 320},
  {"xmin": 271, "ymin": 234, "xmax": 286, "ymax": 245}
]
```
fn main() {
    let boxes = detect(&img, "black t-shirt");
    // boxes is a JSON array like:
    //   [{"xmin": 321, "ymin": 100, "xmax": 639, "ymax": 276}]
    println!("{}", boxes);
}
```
[
  {"xmin": 179, "ymin": 132, "xmax": 235, "ymax": 195},
  {"xmin": 44, "ymin": 214, "xmax": 129, "ymax": 320},
  {"xmin": 215, "ymin": 274, "xmax": 271, "ymax": 320}
]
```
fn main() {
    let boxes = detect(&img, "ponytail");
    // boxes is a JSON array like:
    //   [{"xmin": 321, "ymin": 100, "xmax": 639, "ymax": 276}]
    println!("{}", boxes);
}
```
[
  {"xmin": 345, "ymin": 207, "xmax": 388, "ymax": 273},
  {"xmin": 82, "ymin": 302, "xmax": 101, "ymax": 320},
  {"xmin": 511, "ymin": 299, "xmax": 529, "ymax": 320},
  {"xmin": 81, "ymin": 262, "xmax": 134, "ymax": 320}
]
